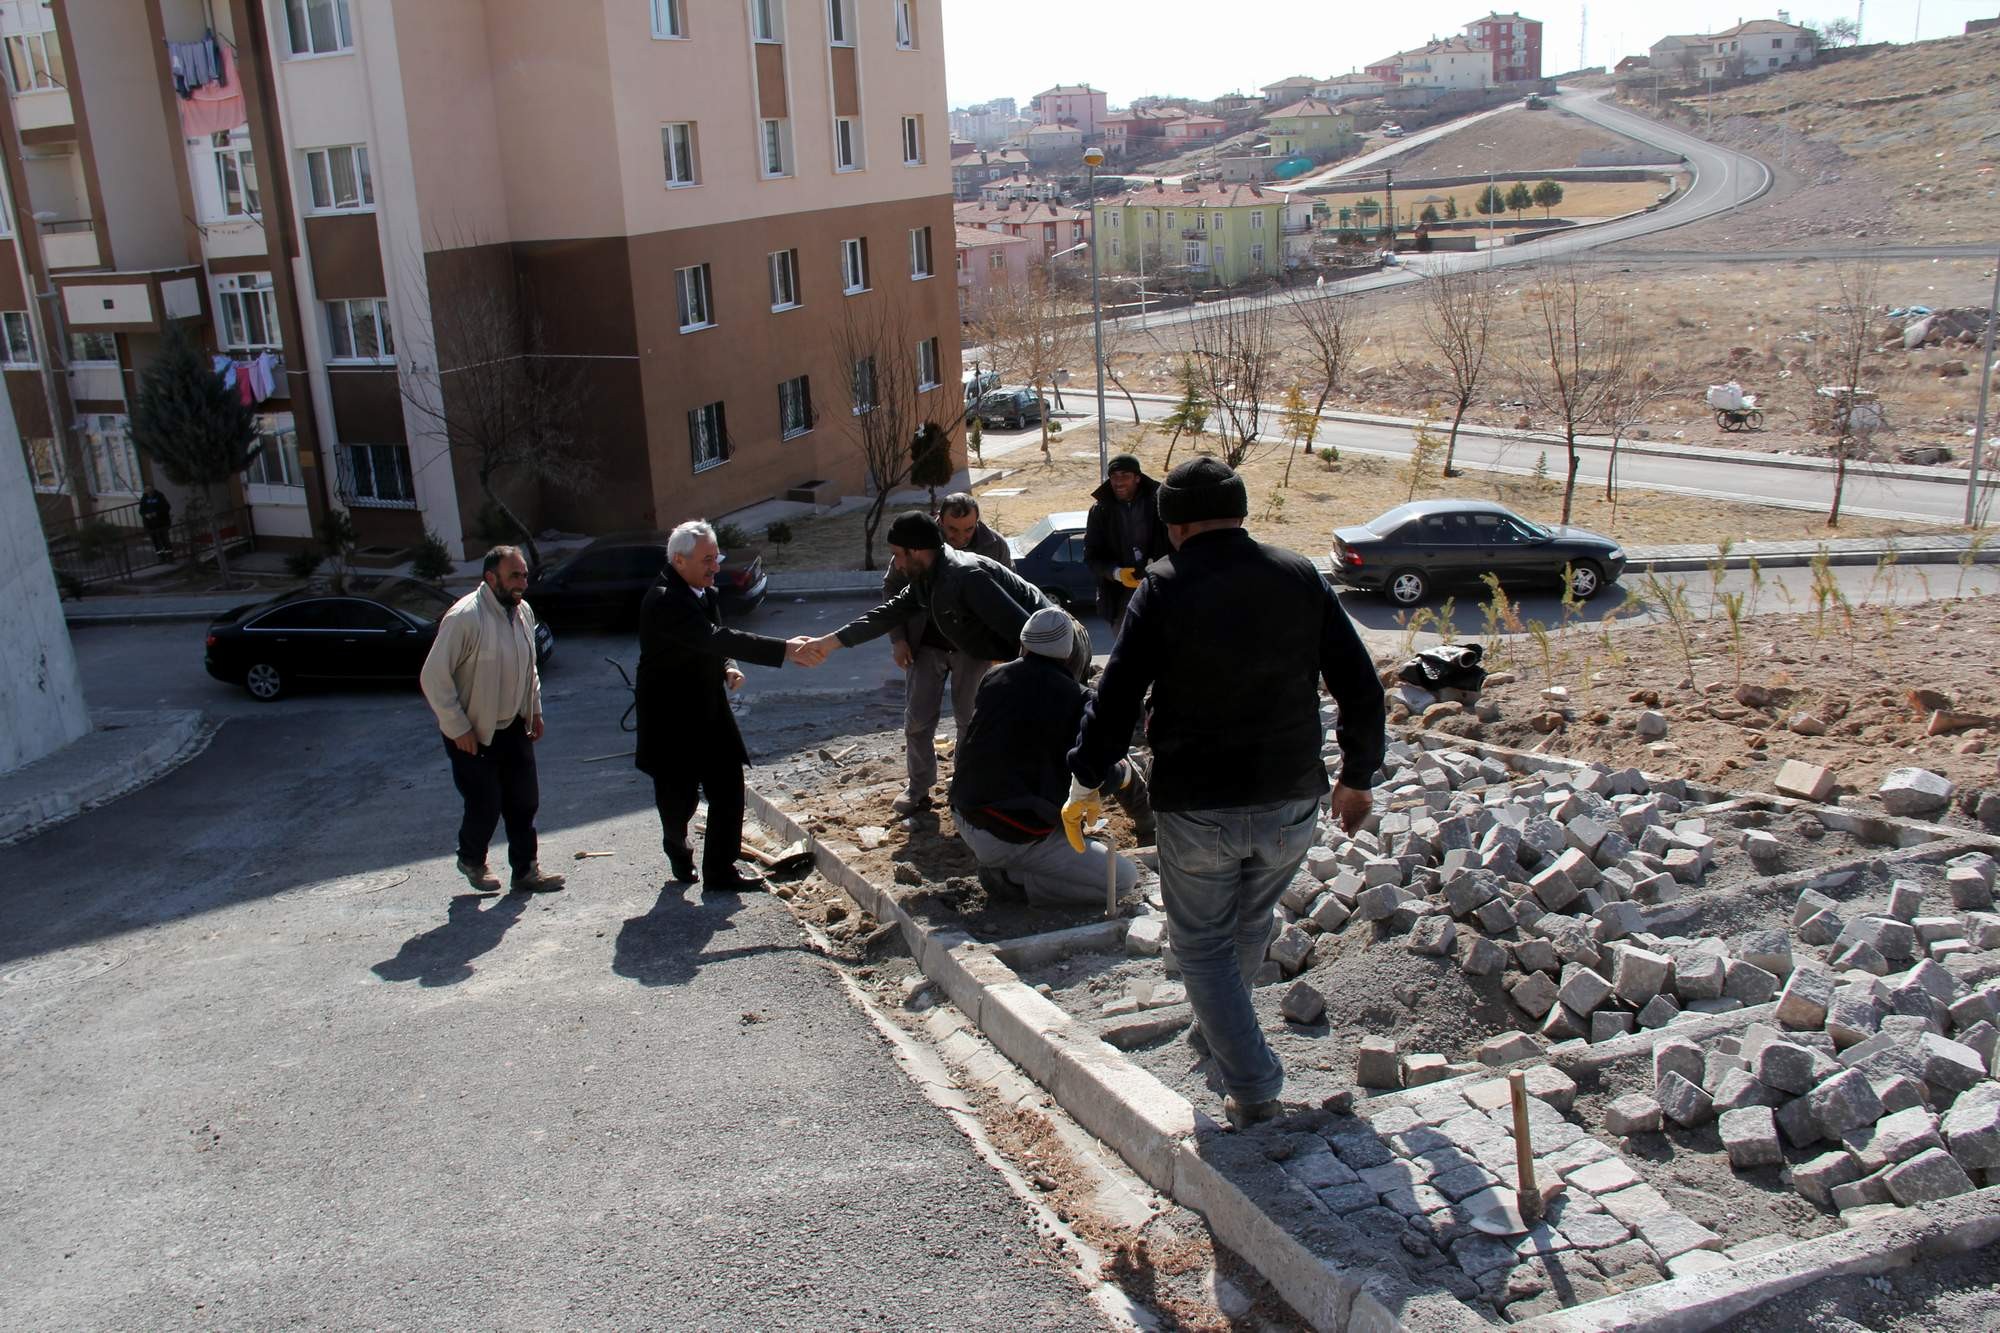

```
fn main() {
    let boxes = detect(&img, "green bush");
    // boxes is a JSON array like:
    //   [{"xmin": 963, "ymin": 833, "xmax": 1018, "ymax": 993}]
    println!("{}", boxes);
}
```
[
  {"xmin": 283, "ymin": 547, "xmax": 323, "ymax": 580},
  {"xmin": 55, "ymin": 570, "xmax": 85, "ymax": 600},
  {"xmin": 713, "ymin": 521, "xmax": 752, "ymax": 549},
  {"xmin": 411, "ymin": 528, "xmax": 455, "ymax": 581},
  {"xmin": 765, "ymin": 521, "xmax": 794, "ymax": 546},
  {"xmin": 73, "ymin": 521, "xmax": 129, "ymax": 560}
]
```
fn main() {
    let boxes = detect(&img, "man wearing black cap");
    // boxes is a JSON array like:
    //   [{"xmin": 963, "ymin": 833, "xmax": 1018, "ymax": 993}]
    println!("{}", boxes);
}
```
[
  {"xmin": 1082, "ymin": 453, "xmax": 1170, "ymax": 631},
  {"xmin": 795, "ymin": 514, "xmax": 1084, "ymax": 801},
  {"xmin": 1064, "ymin": 457, "xmax": 1386, "ymax": 1130}
]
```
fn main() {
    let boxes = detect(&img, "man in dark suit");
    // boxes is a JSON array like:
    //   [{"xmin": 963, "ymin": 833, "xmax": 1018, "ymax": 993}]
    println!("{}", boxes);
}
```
[{"xmin": 636, "ymin": 520, "xmax": 813, "ymax": 893}]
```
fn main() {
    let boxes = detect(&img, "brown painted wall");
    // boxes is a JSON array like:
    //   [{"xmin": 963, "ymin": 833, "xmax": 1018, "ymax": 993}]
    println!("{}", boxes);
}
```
[
  {"xmin": 6, "ymin": 370, "xmax": 53, "ymax": 438},
  {"xmin": 304, "ymin": 215, "xmax": 387, "ymax": 299},
  {"xmin": 327, "ymin": 370, "xmax": 406, "ymax": 444},
  {"xmin": 831, "ymin": 46, "xmax": 860, "ymax": 118},
  {"xmin": 755, "ymin": 43, "xmax": 787, "ymax": 119},
  {"xmin": 0, "ymin": 239, "xmax": 25, "ymax": 309}
]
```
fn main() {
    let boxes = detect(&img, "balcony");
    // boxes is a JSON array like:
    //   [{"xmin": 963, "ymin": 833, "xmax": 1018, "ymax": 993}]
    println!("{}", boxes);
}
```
[
  {"xmin": 1182, "ymin": 227, "xmax": 1207, "ymax": 239},
  {"xmin": 12, "ymin": 86, "xmax": 73, "ymax": 134},
  {"xmin": 40, "ymin": 219, "xmax": 98, "ymax": 270},
  {"xmin": 1282, "ymin": 220, "xmax": 1313, "ymax": 236},
  {"xmin": 59, "ymin": 263, "xmax": 204, "ymax": 331},
  {"xmin": 66, "ymin": 364, "xmax": 123, "ymax": 402},
  {"xmin": 202, "ymin": 216, "xmax": 267, "ymax": 262}
]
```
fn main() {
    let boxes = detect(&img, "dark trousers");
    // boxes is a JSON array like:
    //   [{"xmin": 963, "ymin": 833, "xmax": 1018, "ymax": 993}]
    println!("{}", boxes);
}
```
[
  {"xmin": 443, "ymin": 718, "xmax": 538, "ymax": 877},
  {"xmin": 1097, "ymin": 579, "xmax": 1136, "ymax": 635},
  {"xmin": 653, "ymin": 755, "xmax": 745, "ymax": 879}
]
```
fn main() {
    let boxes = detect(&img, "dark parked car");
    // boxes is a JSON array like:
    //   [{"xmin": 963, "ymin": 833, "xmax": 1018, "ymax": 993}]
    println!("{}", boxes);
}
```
[
  {"xmin": 1329, "ymin": 500, "xmax": 1626, "ymax": 607},
  {"xmin": 1007, "ymin": 511, "xmax": 1095, "ymax": 611},
  {"xmin": 970, "ymin": 388, "xmax": 1047, "ymax": 430},
  {"xmin": 526, "ymin": 533, "xmax": 768, "ymax": 629},
  {"xmin": 205, "ymin": 576, "xmax": 554, "ymax": 702}
]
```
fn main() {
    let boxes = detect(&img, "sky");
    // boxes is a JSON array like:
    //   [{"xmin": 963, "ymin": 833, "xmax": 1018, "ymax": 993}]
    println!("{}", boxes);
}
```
[{"xmin": 940, "ymin": 0, "xmax": 1995, "ymax": 108}]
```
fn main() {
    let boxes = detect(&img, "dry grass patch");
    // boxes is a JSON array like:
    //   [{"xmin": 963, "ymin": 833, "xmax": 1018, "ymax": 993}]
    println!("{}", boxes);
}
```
[{"xmin": 1317, "ymin": 178, "xmax": 1677, "ymax": 222}]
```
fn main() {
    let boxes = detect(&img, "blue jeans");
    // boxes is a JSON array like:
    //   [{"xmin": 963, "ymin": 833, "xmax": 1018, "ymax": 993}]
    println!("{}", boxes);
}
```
[{"xmin": 1155, "ymin": 796, "xmax": 1321, "ymax": 1103}]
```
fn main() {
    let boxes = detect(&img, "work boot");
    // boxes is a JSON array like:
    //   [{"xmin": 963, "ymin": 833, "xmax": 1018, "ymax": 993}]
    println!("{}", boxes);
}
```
[
  {"xmin": 977, "ymin": 866, "xmax": 1025, "ymax": 901},
  {"xmin": 667, "ymin": 844, "xmax": 696, "ymax": 883},
  {"xmin": 705, "ymin": 863, "xmax": 768, "ymax": 894},
  {"xmin": 1223, "ymin": 1096, "xmax": 1286, "ymax": 1131},
  {"xmin": 510, "ymin": 864, "xmax": 568, "ymax": 893},
  {"xmin": 457, "ymin": 857, "xmax": 502, "ymax": 893},
  {"xmin": 892, "ymin": 790, "xmax": 933, "ymax": 816}
]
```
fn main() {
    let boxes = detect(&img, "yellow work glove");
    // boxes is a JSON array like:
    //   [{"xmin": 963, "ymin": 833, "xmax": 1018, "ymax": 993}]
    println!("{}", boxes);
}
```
[
  {"xmin": 1061, "ymin": 777, "xmax": 1104, "ymax": 854},
  {"xmin": 1116, "ymin": 567, "xmax": 1142, "ymax": 589}
]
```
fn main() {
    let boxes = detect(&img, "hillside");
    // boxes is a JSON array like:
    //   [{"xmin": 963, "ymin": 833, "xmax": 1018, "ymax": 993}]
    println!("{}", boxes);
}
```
[
  {"xmin": 1384, "ymin": 106, "xmax": 1652, "ymax": 178},
  {"xmin": 1614, "ymin": 28, "xmax": 2000, "ymax": 246}
]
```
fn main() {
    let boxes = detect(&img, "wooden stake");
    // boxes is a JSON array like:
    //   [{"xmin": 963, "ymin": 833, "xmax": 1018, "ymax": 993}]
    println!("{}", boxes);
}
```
[{"xmin": 1509, "ymin": 1070, "xmax": 1542, "ymax": 1224}]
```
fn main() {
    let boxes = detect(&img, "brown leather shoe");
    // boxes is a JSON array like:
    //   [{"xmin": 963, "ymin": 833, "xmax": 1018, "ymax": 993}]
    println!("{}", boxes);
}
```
[{"xmin": 509, "ymin": 864, "xmax": 567, "ymax": 893}]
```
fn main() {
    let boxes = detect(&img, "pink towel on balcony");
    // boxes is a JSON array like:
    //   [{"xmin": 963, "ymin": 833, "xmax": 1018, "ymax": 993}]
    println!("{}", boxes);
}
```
[{"xmin": 179, "ymin": 42, "xmax": 245, "ymax": 137}]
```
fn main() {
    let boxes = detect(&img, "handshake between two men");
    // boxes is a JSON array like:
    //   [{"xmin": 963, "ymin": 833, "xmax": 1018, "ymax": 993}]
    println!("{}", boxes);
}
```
[{"xmin": 782, "ymin": 635, "xmax": 842, "ymax": 669}]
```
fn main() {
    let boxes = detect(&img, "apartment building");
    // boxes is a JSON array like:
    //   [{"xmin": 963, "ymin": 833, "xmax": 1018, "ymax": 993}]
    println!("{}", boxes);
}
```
[
  {"xmin": 1464, "ymin": 12, "xmax": 1542, "ymax": 82},
  {"xmin": 1092, "ymin": 182, "xmax": 1286, "ymax": 287},
  {"xmin": 6, "ymin": 0, "xmax": 957, "ymax": 563},
  {"xmin": 1029, "ymin": 84, "xmax": 1105, "ymax": 135}
]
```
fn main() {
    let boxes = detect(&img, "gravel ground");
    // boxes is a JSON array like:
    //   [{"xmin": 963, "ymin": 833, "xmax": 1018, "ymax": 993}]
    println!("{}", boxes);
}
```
[{"xmin": 1732, "ymin": 1243, "xmax": 2000, "ymax": 1331}]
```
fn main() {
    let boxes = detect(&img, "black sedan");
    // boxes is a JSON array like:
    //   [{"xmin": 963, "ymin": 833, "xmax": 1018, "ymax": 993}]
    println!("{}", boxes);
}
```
[
  {"xmin": 1329, "ymin": 500, "xmax": 1626, "ymax": 606},
  {"xmin": 526, "ymin": 533, "xmax": 767, "ymax": 629},
  {"xmin": 205, "ymin": 576, "xmax": 555, "ymax": 701},
  {"xmin": 1007, "ymin": 511, "xmax": 1096, "ymax": 611},
  {"xmin": 969, "ymin": 388, "xmax": 1047, "ymax": 431}
]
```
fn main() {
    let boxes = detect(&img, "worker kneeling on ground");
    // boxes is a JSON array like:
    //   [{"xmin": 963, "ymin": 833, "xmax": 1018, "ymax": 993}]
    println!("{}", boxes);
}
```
[{"xmin": 949, "ymin": 607, "xmax": 1149, "ymax": 906}]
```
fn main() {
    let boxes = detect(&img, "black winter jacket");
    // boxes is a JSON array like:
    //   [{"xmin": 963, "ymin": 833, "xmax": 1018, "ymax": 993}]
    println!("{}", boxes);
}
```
[
  {"xmin": 1082, "ymin": 472, "xmax": 1170, "ymax": 585},
  {"xmin": 834, "ymin": 545, "xmax": 1051, "ymax": 662},
  {"xmin": 1069, "ymin": 527, "xmax": 1386, "ymax": 811},
  {"xmin": 949, "ymin": 654, "xmax": 1087, "ymax": 833},
  {"xmin": 885, "ymin": 521, "xmax": 1013, "ymax": 651},
  {"xmin": 633, "ymin": 567, "xmax": 788, "ymax": 776}
]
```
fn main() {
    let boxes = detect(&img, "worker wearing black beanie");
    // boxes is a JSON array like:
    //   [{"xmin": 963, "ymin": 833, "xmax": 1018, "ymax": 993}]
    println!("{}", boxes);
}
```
[{"xmin": 1155, "ymin": 456, "xmax": 1249, "ymax": 525}]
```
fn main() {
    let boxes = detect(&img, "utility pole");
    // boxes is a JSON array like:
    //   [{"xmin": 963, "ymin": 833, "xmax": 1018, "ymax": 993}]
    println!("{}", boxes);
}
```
[
  {"xmin": 1965, "ymin": 249, "xmax": 2000, "ymax": 526},
  {"xmin": 1383, "ymin": 167, "xmax": 1396, "ymax": 251}
]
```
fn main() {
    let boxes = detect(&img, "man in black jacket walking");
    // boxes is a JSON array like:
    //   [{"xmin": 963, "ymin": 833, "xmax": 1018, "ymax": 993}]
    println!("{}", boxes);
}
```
[
  {"xmin": 636, "ymin": 520, "xmax": 813, "ymax": 892},
  {"xmin": 1065, "ymin": 458, "xmax": 1386, "ymax": 1129},
  {"xmin": 883, "ymin": 493, "xmax": 1013, "ymax": 815},
  {"xmin": 1082, "ymin": 454, "xmax": 1170, "ymax": 631}
]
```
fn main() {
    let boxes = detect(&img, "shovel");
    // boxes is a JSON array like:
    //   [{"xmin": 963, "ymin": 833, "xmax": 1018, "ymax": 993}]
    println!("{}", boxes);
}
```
[{"xmin": 742, "ymin": 837, "xmax": 814, "ymax": 876}]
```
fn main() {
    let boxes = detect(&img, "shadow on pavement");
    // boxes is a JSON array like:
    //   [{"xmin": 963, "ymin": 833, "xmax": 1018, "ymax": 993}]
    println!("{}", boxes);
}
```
[
  {"xmin": 611, "ymin": 883, "xmax": 808, "ymax": 987},
  {"xmin": 370, "ymin": 891, "xmax": 529, "ymax": 987}
]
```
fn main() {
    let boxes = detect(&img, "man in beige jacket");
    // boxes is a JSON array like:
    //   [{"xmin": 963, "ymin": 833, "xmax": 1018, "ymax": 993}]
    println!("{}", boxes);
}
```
[{"xmin": 420, "ymin": 546, "xmax": 565, "ymax": 893}]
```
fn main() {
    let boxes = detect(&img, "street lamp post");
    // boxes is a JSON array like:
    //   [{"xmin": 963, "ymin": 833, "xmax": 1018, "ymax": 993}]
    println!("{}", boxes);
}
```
[
  {"xmin": 1083, "ymin": 146, "xmax": 1109, "ymax": 480},
  {"xmin": 1477, "ymin": 141, "xmax": 1499, "ymax": 269}
]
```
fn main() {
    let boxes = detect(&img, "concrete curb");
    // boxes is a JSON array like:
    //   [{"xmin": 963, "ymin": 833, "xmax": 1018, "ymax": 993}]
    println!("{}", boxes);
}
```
[
  {"xmin": 0, "ymin": 710, "xmax": 212, "ymax": 844},
  {"xmin": 740, "ymin": 785, "xmax": 1482, "ymax": 1332},
  {"xmin": 1511, "ymin": 1186, "xmax": 2000, "ymax": 1333}
]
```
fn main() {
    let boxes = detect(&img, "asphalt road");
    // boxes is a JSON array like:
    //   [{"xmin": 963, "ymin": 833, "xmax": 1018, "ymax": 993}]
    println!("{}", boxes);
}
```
[{"xmin": 0, "ymin": 600, "xmax": 1116, "ymax": 1330}]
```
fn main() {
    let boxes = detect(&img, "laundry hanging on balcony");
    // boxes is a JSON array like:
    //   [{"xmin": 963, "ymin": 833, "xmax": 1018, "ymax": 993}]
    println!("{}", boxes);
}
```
[
  {"xmin": 177, "ymin": 39, "xmax": 245, "ymax": 138},
  {"xmin": 212, "ymin": 350, "xmax": 279, "ymax": 405},
  {"xmin": 166, "ymin": 30, "xmax": 221, "ymax": 98}
]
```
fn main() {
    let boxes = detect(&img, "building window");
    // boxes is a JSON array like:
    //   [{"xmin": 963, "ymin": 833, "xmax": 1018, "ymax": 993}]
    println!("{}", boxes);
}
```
[
  {"xmin": 901, "ymin": 115, "xmax": 923, "ymax": 165},
  {"xmin": 651, "ymin": 0, "xmax": 687, "ymax": 38},
  {"xmin": 894, "ymin": 0, "xmax": 915, "ymax": 48},
  {"xmin": 750, "ymin": 0, "xmax": 780, "ymax": 42},
  {"xmin": 215, "ymin": 135, "xmax": 260, "ymax": 218},
  {"xmin": 851, "ymin": 356, "xmax": 876, "ymax": 412},
  {"xmin": 25, "ymin": 437, "xmax": 63, "ymax": 492},
  {"xmin": 285, "ymin": 0, "xmax": 353, "ymax": 56},
  {"xmin": 1184, "ymin": 240, "xmax": 1202, "ymax": 265},
  {"xmin": 834, "ymin": 116, "xmax": 861, "ymax": 171},
  {"xmin": 2, "ymin": 311, "xmax": 36, "ymax": 367},
  {"xmin": 1164, "ymin": 212, "xmax": 1175, "ymax": 229},
  {"xmin": 1251, "ymin": 209, "xmax": 1266, "ymax": 230},
  {"xmin": 676, "ymin": 263, "xmax": 715, "ymax": 331},
  {"xmin": 663, "ymin": 122, "xmax": 699, "ymax": 186},
  {"xmin": 841, "ymin": 236, "xmax": 869, "ymax": 293},
  {"xmin": 988, "ymin": 250, "xmax": 1005, "ymax": 271},
  {"xmin": 908, "ymin": 226, "xmax": 933, "ymax": 279},
  {"xmin": 828, "ymin": 0, "xmax": 854, "ymax": 45},
  {"xmin": 325, "ymin": 298, "xmax": 394, "ymax": 362},
  {"xmin": 338, "ymin": 442, "xmax": 416, "ymax": 507},
  {"xmin": 1250, "ymin": 243, "xmax": 1264, "ymax": 266},
  {"xmin": 80, "ymin": 414, "xmax": 141, "ymax": 497},
  {"xmin": 244, "ymin": 416, "xmax": 303, "ymax": 489},
  {"xmin": 303, "ymin": 145, "xmax": 373, "ymax": 211},
  {"xmin": 916, "ymin": 336, "xmax": 939, "ymax": 390},
  {"xmin": 4, "ymin": 31, "xmax": 66, "ymax": 91},
  {"xmin": 689, "ymin": 401, "xmax": 729, "ymax": 471},
  {"xmin": 219, "ymin": 274, "xmax": 282, "ymax": 353},
  {"xmin": 69, "ymin": 331, "xmax": 117, "ymax": 364},
  {"xmin": 1109, "ymin": 237, "xmax": 1120, "ymax": 257},
  {"xmin": 778, "ymin": 374, "xmax": 813, "ymax": 437},
  {"xmin": 1195, "ymin": 213, "xmax": 1206, "ymax": 232},
  {"xmin": 768, "ymin": 248, "xmax": 801, "ymax": 310},
  {"xmin": 761, "ymin": 118, "xmax": 792, "ymax": 177},
  {"xmin": 1108, "ymin": 211, "xmax": 1121, "ymax": 229}
]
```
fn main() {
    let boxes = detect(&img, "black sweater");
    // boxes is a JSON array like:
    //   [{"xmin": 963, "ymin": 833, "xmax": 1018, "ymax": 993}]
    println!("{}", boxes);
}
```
[{"xmin": 1069, "ymin": 527, "xmax": 1386, "ymax": 811}]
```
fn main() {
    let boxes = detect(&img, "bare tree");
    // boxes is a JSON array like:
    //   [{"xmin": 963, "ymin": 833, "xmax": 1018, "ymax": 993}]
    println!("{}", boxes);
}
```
[
  {"xmin": 970, "ymin": 273, "xmax": 1088, "ymax": 460},
  {"xmin": 1805, "ymin": 258, "xmax": 1885, "ymax": 527},
  {"xmin": 1412, "ymin": 268, "xmax": 1496, "ymax": 478},
  {"xmin": 1186, "ymin": 295, "xmax": 1279, "ymax": 468},
  {"xmin": 1600, "ymin": 360, "xmax": 1677, "ymax": 505},
  {"xmin": 1513, "ymin": 263, "xmax": 1634, "ymax": 525},
  {"xmin": 402, "ymin": 240, "xmax": 594, "ymax": 572},
  {"xmin": 1285, "ymin": 287, "xmax": 1358, "ymax": 484},
  {"xmin": 834, "ymin": 299, "xmax": 934, "ymax": 571},
  {"xmin": 1095, "ymin": 315, "xmax": 1158, "ymax": 427}
]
